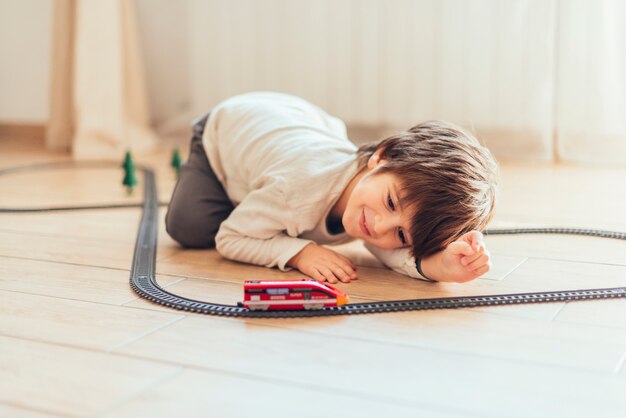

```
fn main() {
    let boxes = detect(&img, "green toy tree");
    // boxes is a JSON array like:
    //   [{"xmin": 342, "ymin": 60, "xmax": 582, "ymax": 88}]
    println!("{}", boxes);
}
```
[
  {"xmin": 122, "ymin": 150, "xmax": 138, "ymax": 195},
  {"xmin": 171, "ymin": 148, "xmax": 182, "ymax": 177}
]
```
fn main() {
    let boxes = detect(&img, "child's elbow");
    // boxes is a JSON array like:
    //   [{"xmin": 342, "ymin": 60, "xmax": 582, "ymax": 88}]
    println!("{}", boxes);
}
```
[{"xmin": 214, "ymin": 231, "xmax": 229, "ymax": 255}]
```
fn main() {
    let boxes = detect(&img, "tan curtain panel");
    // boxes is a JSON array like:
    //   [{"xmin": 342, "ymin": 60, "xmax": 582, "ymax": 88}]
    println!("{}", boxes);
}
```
[{"xmin": 47, "ymin": 0, "xmax": 157, "ymax": 158}]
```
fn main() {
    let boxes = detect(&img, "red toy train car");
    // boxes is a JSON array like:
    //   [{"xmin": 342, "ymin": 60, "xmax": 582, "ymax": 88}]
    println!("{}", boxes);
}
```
[{"xmin": 240, "ymin": 279, "xmax": 349, "ymax": 311}]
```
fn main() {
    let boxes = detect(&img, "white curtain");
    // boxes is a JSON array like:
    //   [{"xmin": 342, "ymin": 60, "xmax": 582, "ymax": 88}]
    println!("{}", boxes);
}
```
[
  {"xmin": 187, "ymin": 0, "xmax": 556, "ymax": 161},
  {"xmin": 185, "ymin": 0, "xmax": 626, "ymax": 165},
  {"xmin": 556, "ymin": 0, "xmax": 626, "ymax": 165},
  {"xmin": 45, "ymin": 1, "xmax": 626, "ymax": 164},
  {"xmin": 47, "ymin": 0, "xmax": 158, "ymax": 158}
]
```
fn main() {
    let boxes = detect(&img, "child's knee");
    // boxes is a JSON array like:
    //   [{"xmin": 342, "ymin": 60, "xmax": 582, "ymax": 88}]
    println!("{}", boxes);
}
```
[{"xmin": 165, "ymin": 208, "xmax": 216, "ymax": 249}]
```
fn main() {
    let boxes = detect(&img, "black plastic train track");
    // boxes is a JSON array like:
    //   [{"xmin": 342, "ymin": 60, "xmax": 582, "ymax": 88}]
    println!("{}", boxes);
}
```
[{"xmin": 2, "ymin": 161, "xmax": 626, "ymax": 318}]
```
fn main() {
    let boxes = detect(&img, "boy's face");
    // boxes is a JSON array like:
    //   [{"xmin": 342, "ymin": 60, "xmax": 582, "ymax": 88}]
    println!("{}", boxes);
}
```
[{"xmin": 342, "ymin": 166, "xmax": 415, "ymax": 250}]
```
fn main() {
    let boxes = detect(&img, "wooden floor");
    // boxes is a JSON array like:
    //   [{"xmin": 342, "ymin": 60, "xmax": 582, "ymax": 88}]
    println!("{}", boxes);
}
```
[{"xmin": 1, "ymin": 136, "xmax": 626, "ymax": 418}]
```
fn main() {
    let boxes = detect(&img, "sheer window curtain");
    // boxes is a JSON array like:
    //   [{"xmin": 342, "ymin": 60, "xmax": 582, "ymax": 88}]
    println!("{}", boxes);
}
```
[
  {"xmin": 187, "ymin": 0, "xmax": 558, "ymax": 162},
  {"xmin": 46, "ymin": 0, "xmax": 157, "ymax": 158},
  {"xmin": 47, "ymin": 0, "xmax": 626, "ymax": 164},
  {"xmin": 557, "ymin": 0, "xmax": 626, "ymax": 165},
  {"xmin": 186, "ymin": 0, "xmax": 626, "ymax": 166}
]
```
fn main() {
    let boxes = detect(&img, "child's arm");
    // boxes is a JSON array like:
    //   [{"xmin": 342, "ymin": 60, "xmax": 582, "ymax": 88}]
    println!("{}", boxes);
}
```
[
  {"xmin": 365, "ymin": 230, "xmax": 491, "ymax": 283},
  {"xmin": 215, "ymin": 182, "xmax": 314, "ymax": 271}
]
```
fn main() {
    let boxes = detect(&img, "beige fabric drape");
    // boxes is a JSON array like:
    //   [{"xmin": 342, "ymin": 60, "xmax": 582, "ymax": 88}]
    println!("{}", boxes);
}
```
[{"xmin": 47, "ymin": 0, "xmax": 157, "ymax": 158}]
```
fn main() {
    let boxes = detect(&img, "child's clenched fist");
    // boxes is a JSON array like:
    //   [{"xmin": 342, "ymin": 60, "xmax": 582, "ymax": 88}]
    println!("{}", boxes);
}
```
[{"xmin": 421, "ymin": 230, "xmax": 491, "ymax": 283}]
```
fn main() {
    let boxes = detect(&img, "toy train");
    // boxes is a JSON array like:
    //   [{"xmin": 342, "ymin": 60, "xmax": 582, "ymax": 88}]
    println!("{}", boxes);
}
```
[{"xmin": 239, "ymin": 279, "xmax": 349, "ymax": 311}]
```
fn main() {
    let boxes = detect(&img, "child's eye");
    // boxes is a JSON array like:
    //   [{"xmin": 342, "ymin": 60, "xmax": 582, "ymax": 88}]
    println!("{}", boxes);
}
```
[
  {"xmin": 387, "ymin": 193, "xmax": 395, "ymax": 210},
  {"xmin": 398, "ymin": 229, "xmax": 407, "ymax": 246}
]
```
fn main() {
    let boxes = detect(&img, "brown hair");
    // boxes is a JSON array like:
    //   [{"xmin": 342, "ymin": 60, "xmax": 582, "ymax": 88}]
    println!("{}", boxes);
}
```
[{"xmin": 356, "ymin": 120, "xmax": 498, "ymax": 259}]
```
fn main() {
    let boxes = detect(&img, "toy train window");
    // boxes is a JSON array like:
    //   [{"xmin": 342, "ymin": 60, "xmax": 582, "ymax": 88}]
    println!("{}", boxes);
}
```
[{"xmin": 266, "ymin": 288, "xmax": 289, "ymax": 295}]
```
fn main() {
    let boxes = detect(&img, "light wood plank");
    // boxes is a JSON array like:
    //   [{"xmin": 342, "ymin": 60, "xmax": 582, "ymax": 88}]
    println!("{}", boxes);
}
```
[
  {"xmin": 484, "ymin": 233, "xmax": 626, "ymax": 266},
  {"xmin": 0, "ymin": 256, "xmax": 182, "ymax": 305},
  {"xmin": 0, "ymin": 403, "xmax": 61, "ymax": 418},
  {"xmin": 0, "ymin": 335, "xmax": 180, "ymax": 418},
  {"xmin": 0, "ymin": 208, "xmax": 181, "ymax": 253},
  {"xmin": 498, "ymin": 257, "xmax": 626, "ymax": 289},
  {"xmin": 116, "ymin": 315, "xmax": 626, "ymax": 418},
  {"xmin": 0, "ymin": 210, "xmax": 141, "ymax": 243},
  {"xmin": 0, "ymin": 167, "xmax": 144, "ymax": 207},
  {"xmin": 118, "ymin": 310, "xmax": 626, "ymax": 377},
  {"xmin": 103, "ymin": 368, "xmax": 465, "ymax": 418},
  {"xmin": 492, "ymin": 163, "xmax": 626, "ymax": 231},
  {"xmin": 0, "ymin": 153, "xmax": 178, "ymax": 209},
  {"xmin": 555, "ymin": 299, "xmax": 626, "ymax": 330},
  {"xmin": 249, "ymin": 308, "xmax": 626, "ymax": 373},
  {"xmin": 0, "ymin": 290, "xmax": 184, "ymax": 351},
  {"xmin": 0, "ymin": 230, "xmax": 178, "ymax": 270}
]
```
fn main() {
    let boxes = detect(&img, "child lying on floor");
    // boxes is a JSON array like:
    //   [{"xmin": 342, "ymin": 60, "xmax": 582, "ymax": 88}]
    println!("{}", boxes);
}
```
[{"xmin": 165, "ymin": 92, "xmax": 498, "ymax": 283}]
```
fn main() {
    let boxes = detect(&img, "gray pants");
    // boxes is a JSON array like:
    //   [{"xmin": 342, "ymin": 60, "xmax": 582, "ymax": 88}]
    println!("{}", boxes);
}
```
[{"xmin": 165, "ymin": 113, "xmax": 234, "ymax": 248}]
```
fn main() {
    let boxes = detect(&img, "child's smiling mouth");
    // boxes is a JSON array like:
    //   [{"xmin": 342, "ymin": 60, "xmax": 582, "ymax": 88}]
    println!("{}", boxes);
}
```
[{"xmin": 360, "ymin": 209, "xmax": 371, "ymax": 236}]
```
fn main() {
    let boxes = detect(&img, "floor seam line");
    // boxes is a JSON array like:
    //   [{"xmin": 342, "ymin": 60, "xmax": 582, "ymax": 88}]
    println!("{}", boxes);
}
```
[{"xmin": 107, "ymin": 315, "xmax": 187, "ymax": 353}]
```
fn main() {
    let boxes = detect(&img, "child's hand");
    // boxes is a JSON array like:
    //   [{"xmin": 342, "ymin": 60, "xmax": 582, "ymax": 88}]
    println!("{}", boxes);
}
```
[
  {"xmin": 438, "ymin": 230, "xmax": 491, "ymax": 283},
  {"xmin": 287, "ymin": 243, "xmax": 357, "ymax": 284}
]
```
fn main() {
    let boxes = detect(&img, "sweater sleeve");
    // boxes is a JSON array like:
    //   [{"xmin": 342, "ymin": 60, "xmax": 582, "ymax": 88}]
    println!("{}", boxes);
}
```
[
  {"xmin": 363, "ymin": 242, "xmax": 437, "ymax": 282},
  {"xmin": 215, "ymin": 179, "xmax": 312, "ymax": 271}
]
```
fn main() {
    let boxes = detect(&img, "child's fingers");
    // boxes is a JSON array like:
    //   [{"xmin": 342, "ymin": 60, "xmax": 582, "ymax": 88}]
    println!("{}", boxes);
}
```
[
  {"xmin": 313, "ymin": 267, "xmax": 338, "ymax": 284},
  {"xmin": 464, "ymin": 230, "xmax": 484, "ymax": 246},
  {"xmin": 461, "ymin": 247, "xmax": 485, "ymax": 266},
  {"xmin": 466, "ymin": 253, "xmax": 490, "ymax": 271},
  {"xmin": 331, "ymin": 264, "xmax": 353, "ymax": 283},
  {"xmin": 337, "ymin": 260, "xmax": 357, "ymax": 279},
  {"xmin": 321, "ymin": 267, "xmax": 340, "ymax": 284},
  {"xmin": 333, "ymin": 259, "xmax": 356, "ymax": 279},
  {"xmin": 310, "ymin": 268, "xmax": 327, "ymax": 283},
  {"xmin": 472, "ymin": 263, "xmax": 490, "ymax": 277},
  {"xmin": 469, "ymin": 237, "xmax": 484, "ymax": 253}
]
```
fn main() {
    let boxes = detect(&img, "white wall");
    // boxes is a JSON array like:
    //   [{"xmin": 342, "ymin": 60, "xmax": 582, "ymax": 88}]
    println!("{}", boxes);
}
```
[{"xmin": 0, "ymin": 0, "xmax": 52, "ymax": 123}]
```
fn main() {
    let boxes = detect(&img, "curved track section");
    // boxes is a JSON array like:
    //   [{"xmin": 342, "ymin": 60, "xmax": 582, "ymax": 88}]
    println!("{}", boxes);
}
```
[{"xmin": 2, "ymin": 161, "xmax": 626, "ymax": 318}]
